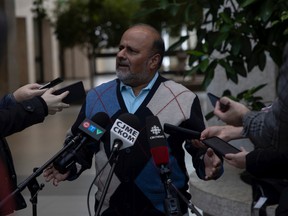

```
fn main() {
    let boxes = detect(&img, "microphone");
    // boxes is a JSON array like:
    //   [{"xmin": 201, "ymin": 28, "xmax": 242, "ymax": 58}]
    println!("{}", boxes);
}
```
[
  {"xmin": 146, "ymin": 116, "xmax": 182, "ymax": 216},
  {"xmin": 54, "ymin": 112, "xmax": 110, "ymax": 174},
  {"xmin": 110, "ymin": 113, "xmax": 140, "ymax": 152},
  {"xmin": 146, "ymin": 116, "xmax": 169, "ymax": 167},
  {"xmin": 163, "ymin": 123, "xmax": 201, "ymax": 139}
]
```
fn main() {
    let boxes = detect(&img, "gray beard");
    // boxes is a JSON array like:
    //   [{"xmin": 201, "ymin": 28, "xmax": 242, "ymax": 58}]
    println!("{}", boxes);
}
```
[{"xmin": 116, "ymin": 70, "xmax": 149, "ymax": 87}]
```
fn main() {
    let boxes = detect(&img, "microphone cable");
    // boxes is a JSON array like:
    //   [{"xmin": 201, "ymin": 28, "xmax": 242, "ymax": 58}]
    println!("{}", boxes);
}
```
[{"xmin": 86, "ymin": 151, "xmax": 114, "ymax": 216}]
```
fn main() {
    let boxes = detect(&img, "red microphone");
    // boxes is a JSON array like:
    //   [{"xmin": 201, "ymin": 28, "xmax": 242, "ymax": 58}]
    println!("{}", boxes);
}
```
[
  {"xmin": 146, "ymin": 116, "xmax": 169, "ymax": 167},
  {"xmin": 146, "ymin": 116, "xmax": 182, "ymax": 216}
]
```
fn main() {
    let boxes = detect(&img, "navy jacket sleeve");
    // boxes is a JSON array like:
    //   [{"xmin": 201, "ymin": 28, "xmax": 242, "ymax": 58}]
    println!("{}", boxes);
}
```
[
  {"xmin": 0, "ymin": 96, "xmax": 47, "ymax": 137},
  {"xmin": 246, "ymin": 148, "xmax": 288, "ymax": 179}
]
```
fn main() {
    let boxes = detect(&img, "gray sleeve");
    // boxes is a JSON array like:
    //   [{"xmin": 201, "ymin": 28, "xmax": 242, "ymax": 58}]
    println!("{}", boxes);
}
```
[
  {"xmin": 242, "ymin": 111, "xmax": 273, "ymax": 149},
  {"xmin": 242, "ymin": 111, "xmax": 266, "ymax": 137}
]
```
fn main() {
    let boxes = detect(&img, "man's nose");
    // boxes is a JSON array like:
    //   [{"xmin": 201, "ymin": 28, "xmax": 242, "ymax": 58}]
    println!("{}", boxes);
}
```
[{"xmin": 117, "ymin": 49, "xmax": 126, "ymax": 59}]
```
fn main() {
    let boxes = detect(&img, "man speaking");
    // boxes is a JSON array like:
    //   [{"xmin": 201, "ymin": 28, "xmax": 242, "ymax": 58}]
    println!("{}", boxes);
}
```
[{"xmin": 44, "ymin": 24, "xmax": 223, "ymax": 216}]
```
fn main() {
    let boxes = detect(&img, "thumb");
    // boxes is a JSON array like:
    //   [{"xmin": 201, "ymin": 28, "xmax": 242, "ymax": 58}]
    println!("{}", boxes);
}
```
[{"xmin": 206, "ymin": 148, "xmax": 214, "ymax": 157}]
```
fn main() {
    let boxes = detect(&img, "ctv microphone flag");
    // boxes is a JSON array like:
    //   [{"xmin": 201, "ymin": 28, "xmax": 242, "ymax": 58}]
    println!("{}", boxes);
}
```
[
  {"xmin": 78, "ymin": 117, "xmax": 106, "ymax": 141},
  {"xmin": 54, "ymin": 112, "xmax": 109, "ymax": 174}
]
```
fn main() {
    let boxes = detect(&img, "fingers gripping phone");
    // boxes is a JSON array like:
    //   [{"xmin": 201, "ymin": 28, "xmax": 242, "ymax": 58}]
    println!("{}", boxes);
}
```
[
  {"xmin": 207, "ymin": 92, "xmax": 229, "ymax": 112},
  {"xmin": 39, "ymin": 77, "xmax": 63, "ymax": 89}
]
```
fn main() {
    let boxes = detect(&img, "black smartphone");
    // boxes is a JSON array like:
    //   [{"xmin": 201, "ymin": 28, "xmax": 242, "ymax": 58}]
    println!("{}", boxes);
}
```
[
  {"xmin": 202, "ymin": 136, "xmax": 240, "ymax": 156},
  {"xmin": 207, "ymin": 92, "xmax": 229, "ymax": 112},
  {"xmin": 39, "ymin": 77, "xmax": 63, "ymax": 89},
  {"xmin": 53, "ymin": 81, "xmax": 86, "ymax": 104}
]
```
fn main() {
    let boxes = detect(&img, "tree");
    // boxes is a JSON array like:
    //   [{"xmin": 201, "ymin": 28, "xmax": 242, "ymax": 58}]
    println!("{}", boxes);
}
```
[
  {"xmin": 138, "ymin": 0, "xmax": 288, "ymax": 111},
  {"xmin": 52, "ymin": 0, "xmax": 140, "ymax": 86},
  {"xmin": 190, "ymin": 0, "xmax": 288, "ymax": 89},
  {"xmin": 135, "ymin": 0, "xmax": 203, "ymax": 36},
  {"xmin": 50, "ymin": 0, "xmax": 288, "ymax": 109}
]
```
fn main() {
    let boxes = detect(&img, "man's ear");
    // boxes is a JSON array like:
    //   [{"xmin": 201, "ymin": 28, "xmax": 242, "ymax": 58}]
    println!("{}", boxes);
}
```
[{"xmin": 149, "ymin": 54, "xmax": 161, "ymax": 70}]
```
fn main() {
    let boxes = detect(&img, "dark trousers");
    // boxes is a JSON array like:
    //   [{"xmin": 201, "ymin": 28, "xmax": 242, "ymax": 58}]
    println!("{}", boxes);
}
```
[{"xmin": 276, "ymin": 187, "xmax": 288, "ymax": 216}]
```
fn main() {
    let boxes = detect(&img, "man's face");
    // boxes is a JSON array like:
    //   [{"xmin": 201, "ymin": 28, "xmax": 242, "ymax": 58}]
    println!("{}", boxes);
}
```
[{"xmin": 116, "ymin": 27, "xmax": 155, "ymax": 87}]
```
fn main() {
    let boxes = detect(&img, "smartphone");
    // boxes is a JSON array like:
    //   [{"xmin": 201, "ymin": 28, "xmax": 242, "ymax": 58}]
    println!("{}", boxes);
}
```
[
  {"xmin": 39, "ymin": 77, "xmax": 63, "ymax": 89},
  {"xmin": 202, "ymin": 136, "xmax": 240, "ymax": 156},
  {"xmin": 207, "ymin": 92, "xmax": 229, "ymax": 112},
  {"xmin": 53, "ymin": 81, "xmax": 86, "ymax": 104}
]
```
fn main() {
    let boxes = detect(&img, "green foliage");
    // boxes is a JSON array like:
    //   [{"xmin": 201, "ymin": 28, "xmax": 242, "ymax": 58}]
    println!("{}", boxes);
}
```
[
  {"xmin": 191, "ymin": 0, "xmax": 288, "ymax": 88},
  {"xmin": 139, "ymin": 0, "xmax": 288, "ymax": 111},
  {"xmin": 52, "ymin": 0, "xmax": 140, "ymax": 49},
  {"xmin": 146, "ymin": 0, "xmax": 288, "ymax": 88},
  {"xmin": 42, "ymin": 0, "xmax": 288, "ymax": 111},
  {"xmin": 135, "ymin": 0, "xmax": 203, "ymax": 35},
  {"xmin": 221, "ymin": 84, "xmax": 267, "ymax": 111},
  {"xmin": 32, "ymin": 0, "xmax": 47, "ymax": 20}
]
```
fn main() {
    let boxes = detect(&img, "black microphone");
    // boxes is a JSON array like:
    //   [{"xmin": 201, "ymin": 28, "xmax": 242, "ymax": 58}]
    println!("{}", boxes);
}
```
[
  {"xmin": 163, "ymin": 123, "xmax": 201, "ymax": 139},
  {"xmin": 54, "ymin": 112, "xmax": 110, "ymax": 174},
  {"xmin": 146, "ymin": 116, "xmax": 182, "ymax": 216},
  {"xmin": 110, "ymin": 113, "xmax": 140, "ymax": 152}
]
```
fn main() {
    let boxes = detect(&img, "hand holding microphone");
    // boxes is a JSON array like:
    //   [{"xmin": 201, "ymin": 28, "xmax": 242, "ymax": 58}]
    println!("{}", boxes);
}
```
[{"xmin": 44, "ymin": 112, "xmax": 110, "ymax": 186}]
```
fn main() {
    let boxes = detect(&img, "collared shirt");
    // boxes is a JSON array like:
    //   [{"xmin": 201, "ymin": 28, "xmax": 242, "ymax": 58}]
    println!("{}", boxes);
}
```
[{"xmin": 120, "ymin": 73, "xmax": 159, "ymax": 113}]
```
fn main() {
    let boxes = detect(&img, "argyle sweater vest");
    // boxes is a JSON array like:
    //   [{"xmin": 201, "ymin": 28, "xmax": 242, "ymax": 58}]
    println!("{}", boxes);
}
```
[{"xmin": 85, "ymin": 75, "xmax": 206, "ymax": 215}]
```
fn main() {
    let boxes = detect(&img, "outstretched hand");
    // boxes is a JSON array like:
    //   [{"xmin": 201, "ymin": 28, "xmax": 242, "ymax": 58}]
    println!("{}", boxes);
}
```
[
  {"xmin": 43, "ymin": 165, "xmax": 70, "ymax": 186},
  {"xmin": 204, "ymin": 148, "xmax": 223, "ymax": 180}
]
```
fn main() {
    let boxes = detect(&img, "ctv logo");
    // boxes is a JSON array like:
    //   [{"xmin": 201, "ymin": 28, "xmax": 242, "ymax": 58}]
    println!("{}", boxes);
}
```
[{"xmin": 82, "ymin": 121, "xmax": 104, "ymax": 135}]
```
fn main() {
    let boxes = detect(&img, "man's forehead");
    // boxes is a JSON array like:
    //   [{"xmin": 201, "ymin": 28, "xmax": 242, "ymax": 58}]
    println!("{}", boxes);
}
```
[{"xmin": 120, "ymin": 28, "xmax": 153, "ymax": 47}]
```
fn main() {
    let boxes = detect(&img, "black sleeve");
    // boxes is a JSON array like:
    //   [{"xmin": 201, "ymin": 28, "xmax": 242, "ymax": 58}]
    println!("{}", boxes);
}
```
[
  {"xmin": 0, "ymin": 97, "xmax": 47, "ymax": 137},
  {"xmin": 246, "ymin": 149, "xmax": 288, "ymax": 179},
  {"xmin": 184, "ymin": 96, "xmax": 223, "ymax": 179},
  {"xmin": 184, "ymin": 140, "xmax": 207, "ymax": 179}
]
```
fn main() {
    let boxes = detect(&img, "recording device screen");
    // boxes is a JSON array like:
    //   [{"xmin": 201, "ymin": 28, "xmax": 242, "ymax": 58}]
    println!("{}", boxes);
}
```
[{"xmin": 202, "ymin": 136, "xmax": 240, "ymax": 156}]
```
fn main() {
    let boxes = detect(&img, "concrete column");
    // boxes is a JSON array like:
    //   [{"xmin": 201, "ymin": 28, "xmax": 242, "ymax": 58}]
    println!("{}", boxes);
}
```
[
  {"xmin": 0, "ymin": 0, "xmax": 19, "ymax": 94},
  {"xmin": 26, "ymin": 13, "xmax": 36, "ymax": 83}
]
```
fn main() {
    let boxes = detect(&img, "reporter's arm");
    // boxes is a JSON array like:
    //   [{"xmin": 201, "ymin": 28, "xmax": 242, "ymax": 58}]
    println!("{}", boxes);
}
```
[
  {"xmin": 0, "ymin": 97, "xmax": 47, "ymax": 136},
  {"xmin": 13, "ymin": 83, "xmax": 46, "ymax": 102},
  {"xmin": 245, "ymin": 149, "xmax": 288, "ymax": 179},
  {"xmin": 201, "ymin": 125, "xmax": 244, "ymax": 142}
]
